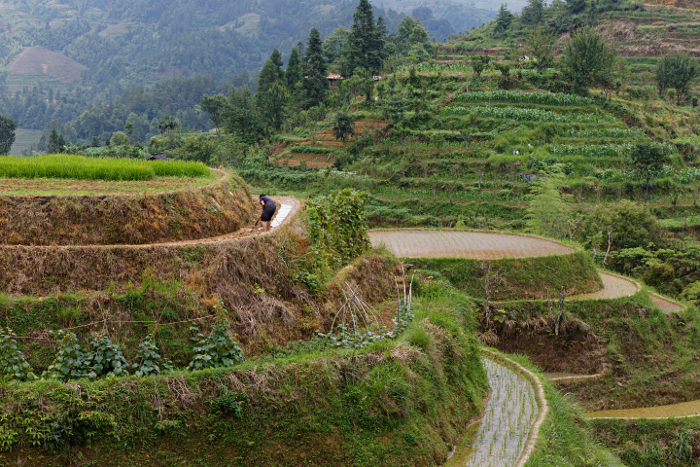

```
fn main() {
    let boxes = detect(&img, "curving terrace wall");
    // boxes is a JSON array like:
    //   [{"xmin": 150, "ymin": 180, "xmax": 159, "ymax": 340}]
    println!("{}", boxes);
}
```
[{"xmin": 0, "ymin": 170, "xmax": 255, "ymax": 246}]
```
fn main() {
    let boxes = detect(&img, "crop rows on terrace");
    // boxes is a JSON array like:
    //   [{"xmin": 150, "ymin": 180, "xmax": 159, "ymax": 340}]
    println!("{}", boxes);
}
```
[
  {"xmin": 439, "ymin": 106, "xmax": 616, "ymax": 124},
  {"xmin": 455, "ymin": 90, "xmax": 596, "ymax": 107},
  {"xmin": 369, "ymin": 230, "xmax": 574, "ymax": 259},
  {"xmin": 0, "ymin": 155, "xmax": 210, "ymax": 181}
]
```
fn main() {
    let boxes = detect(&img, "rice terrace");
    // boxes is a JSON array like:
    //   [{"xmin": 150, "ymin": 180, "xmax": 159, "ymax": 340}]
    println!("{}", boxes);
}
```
[{"xmin": 3, "ymin": 0, "xmax": 700, "ymax": 465}]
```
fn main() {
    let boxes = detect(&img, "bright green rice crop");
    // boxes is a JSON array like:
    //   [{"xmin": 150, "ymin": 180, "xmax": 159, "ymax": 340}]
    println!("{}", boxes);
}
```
[{"xmin": 0, "ymin": 155, "xmax": 210, "ymax": 181}]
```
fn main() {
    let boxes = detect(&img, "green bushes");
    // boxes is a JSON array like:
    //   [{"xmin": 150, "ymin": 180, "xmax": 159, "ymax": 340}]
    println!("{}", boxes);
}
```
[
  {"xmin": 439, "ymin": 106, "xmax": 615, "ymax": 123},
  {"xmin": 305, "ymin": 189, "xmax": 370, "ymax": 267},
  {"xmin": 0, "ymin": 155, "xmax": 209, "ymax": 181}
]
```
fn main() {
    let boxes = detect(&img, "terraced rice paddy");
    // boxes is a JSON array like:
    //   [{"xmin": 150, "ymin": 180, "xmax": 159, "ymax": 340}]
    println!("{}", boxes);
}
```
[
  {"xmin": 369, "ymin": 229, "xmax": 575, "ymax": 259},
  {"xmin": 649, "ymin": 292, "xmax": 686, "ymax": 312},
  {"xmin": 587, "ymin": 399, "xmax": 700, "ymax": 419},
  {"xmin": 447, "ymin": 358, "xmax": 539, "ymax": 466}
]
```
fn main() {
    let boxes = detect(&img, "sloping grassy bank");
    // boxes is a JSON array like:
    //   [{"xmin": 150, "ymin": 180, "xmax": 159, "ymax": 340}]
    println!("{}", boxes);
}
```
[
  {"xmin": 480, "ymin": 290, "xmax": 700, "ymax": 412},
  {"xmin": 0, "ymin": 250, "xmax": 401, "ymax": 369},
  {"xmin": 0, "ymin": 290, "xmax": 488, "ymax": 466},
  {"xmin": 409, "ymin": 250, "xmax": 602, "ymax": 301},
  {"xmin": 506, "ymin": 352, "xmax": 627, "ymax": 467},
  {"xmin": 591, "ymin": 418, "xmax": 700, "ymax": 467}
]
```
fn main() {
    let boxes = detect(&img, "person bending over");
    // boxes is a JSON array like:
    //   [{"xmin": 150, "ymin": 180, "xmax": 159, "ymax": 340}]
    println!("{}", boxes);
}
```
[{"xmin": 258, "ymin": 194, "xmax": 276, "ymax": 232}]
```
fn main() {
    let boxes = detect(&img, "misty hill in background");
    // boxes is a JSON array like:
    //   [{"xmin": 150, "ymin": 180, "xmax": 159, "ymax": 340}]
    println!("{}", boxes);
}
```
[{"xmin": 0, "ymin": 0, "xmax": 496, "ymax": 144}]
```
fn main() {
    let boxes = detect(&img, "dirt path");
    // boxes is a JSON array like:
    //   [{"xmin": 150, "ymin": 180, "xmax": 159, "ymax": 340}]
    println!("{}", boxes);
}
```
[{"xmin": 569, "ymin": 271, "xmax": 639, "ymax": 301}]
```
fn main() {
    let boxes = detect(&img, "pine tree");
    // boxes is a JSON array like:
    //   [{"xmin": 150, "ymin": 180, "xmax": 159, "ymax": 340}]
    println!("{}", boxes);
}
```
[
  {"xmin": 47, "ymin": 128, "xmax": 61, "ymax": 153},
  {"xmin": 257, "ymin": 48, "xmax": 285, "ymax": 94},
  {"xmin": 261, "ymin": 81, "xmax": 288, "ymax": 130},
  {"xmin": 521, "ymin": 0, "xmax": 544, "ymax": 25},
  {"xmin": 494, "ymin": 4, "xmax": 514, "ymax": 35},
  {"xmin": 348, "ymin": 0, "xmax": 383, "ymax": 76},
  {"xmin": 302, "ymin": 28, "xmax": 328, "ymax": 109},
  {"xmin": 566, "ymin": 0, "xmax": 586, "ymax": 14},
  {"xmin": 286, "ymin": 48, "xmax": 302, "ymax": 88}
]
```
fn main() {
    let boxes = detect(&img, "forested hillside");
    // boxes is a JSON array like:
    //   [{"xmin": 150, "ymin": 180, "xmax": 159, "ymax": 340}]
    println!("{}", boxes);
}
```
[{"xmin": 0, "ymin": 0, "xmax": 496, "ymax": 147}]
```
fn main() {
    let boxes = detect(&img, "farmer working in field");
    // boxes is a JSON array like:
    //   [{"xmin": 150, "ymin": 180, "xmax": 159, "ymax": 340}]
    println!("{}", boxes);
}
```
[{"xmin": 258, "ymin": 194, "xmax": 276, "ymax": 232}]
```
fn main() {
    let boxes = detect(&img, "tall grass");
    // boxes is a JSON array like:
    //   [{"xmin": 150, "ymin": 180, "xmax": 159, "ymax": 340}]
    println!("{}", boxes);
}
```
[{"xmin": 0, "ymin": 155, "xmax": 210, "ymax": 181}]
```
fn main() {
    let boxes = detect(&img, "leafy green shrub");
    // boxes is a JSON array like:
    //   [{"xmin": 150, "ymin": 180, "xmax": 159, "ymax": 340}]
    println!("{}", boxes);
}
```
[
  {"xmin": 216, "ymin": 386, "xmax": 249, "ymax": 418},
  {"xmin": 305, "ymin": 189, "xmax": 370, "ymax": 267},
  {"xmin": 289, "ymin": 146, "xmax": 335, "ymax": 154},
  {"xmin": 88, "ymin": 335, "xmax": 129, "ymax": 377},
  {"xmin": 0, "ymin": 328, "xmax": 35, "ymax": 381},
  {"xmin": 43, "ymin": 330, "xmax": 92, "ymax": 381},
  {"xmin": 131, "ymin": 336, "xmax": 173, "ymax": 377},
  {"xmin": 189, "ymin": 310, "xmax": 245, "ymax": 370}
]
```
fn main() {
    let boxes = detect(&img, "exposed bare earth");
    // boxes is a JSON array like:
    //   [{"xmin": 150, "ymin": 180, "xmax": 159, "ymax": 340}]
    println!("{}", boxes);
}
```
[
  {"xmin": 369, "ymin": 229, "xmax": 575, "ymax": 259},
  {"xmin": 9, "ymin": 47, "xmax": 86, "ymax": 82}
]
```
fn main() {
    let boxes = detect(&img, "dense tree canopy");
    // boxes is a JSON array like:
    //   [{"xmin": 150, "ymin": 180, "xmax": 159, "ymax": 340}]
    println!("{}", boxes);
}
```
[{"xmin": 0, "ymin": 114, "xmax": 17, "ymax": 155}]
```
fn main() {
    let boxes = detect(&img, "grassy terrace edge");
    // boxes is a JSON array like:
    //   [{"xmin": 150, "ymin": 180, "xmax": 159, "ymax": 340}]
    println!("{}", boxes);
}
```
[
  {"xmin": 0, "ymin": 170, "xmax": 256, "ymax": 246},
  {"xmin": 408, "ymin": 249, "xmax": 602, "ymax": 301},
  {"xmin": 0, "ymin": 292, "xmax": 488, "ymax": 467}
]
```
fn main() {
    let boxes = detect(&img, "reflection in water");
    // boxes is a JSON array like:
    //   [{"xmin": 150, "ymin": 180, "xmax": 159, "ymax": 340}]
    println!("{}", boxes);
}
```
[{"xmin": 449, "ymin": 358, "xmax": 538, "ymax": 467}]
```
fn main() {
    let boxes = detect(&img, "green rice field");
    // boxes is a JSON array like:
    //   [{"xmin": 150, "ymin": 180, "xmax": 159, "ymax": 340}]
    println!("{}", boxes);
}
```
[{"xmin": 0, "ymin": 155, "xmax": 210, "ymax": 181}]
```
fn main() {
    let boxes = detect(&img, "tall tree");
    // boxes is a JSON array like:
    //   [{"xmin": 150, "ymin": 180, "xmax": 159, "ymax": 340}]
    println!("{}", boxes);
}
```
[
  {"xmin": 655, "ymin": 53, "xmax": 700, "ymax": 104},
  {"xmin": 0, "ymin": 114, "xmax": 17, "ymax": 155},
  {"xmin": 562, "ymin": 27, "xmax": 618, "ymax": 88},
  {"xmin": 199, "ymin": 94, "xmax": 228, "ymax": 136},
  {"xmin": 223, "ymin": 86, "xmax": 262, "ymax": 144},
  {"xmin": 566, "ymin": 0, "xmax": 586, "ymax": 14},
  {"xmin": 332, "ymin": 112, "xmax": 355, "ymax": 148},
  {"xmin": 260, "ymin": 82, "xmax": 288, "ymax": 130},
  {"xmin": 348, "ymin": 0, "xmax": 384, "ymax": 75},
  {"xmin": 521, "ymin": 0, "xmax": 544, "ymax": 25},
  {"xmin": 286, "ymin": 48, "xmax": 303, "ymax": 89},
  {"xmin": 302, "ymin": 28, "xmax": 328, "ymax": 109},
  {"xmin": 494, "ymin": 4, "xmax": 514, "ymax": 36},
  {"xmin": 526, "ymin": 27, "xmax": 555, "ymax": 70},
  {"xmin": 626, "ymin": 143, "xmax": 671, "ymax": 202},
  {"xmin": 47, "ymin": 128, "xmax": 63, "ymax": 153},
  {"xmin": 257, "ymin": 48, "xmax": 285, "ymax": 94},
  {"xmin": 526, "ymin": 172, "xmax": 575, "ymax": 240}
]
